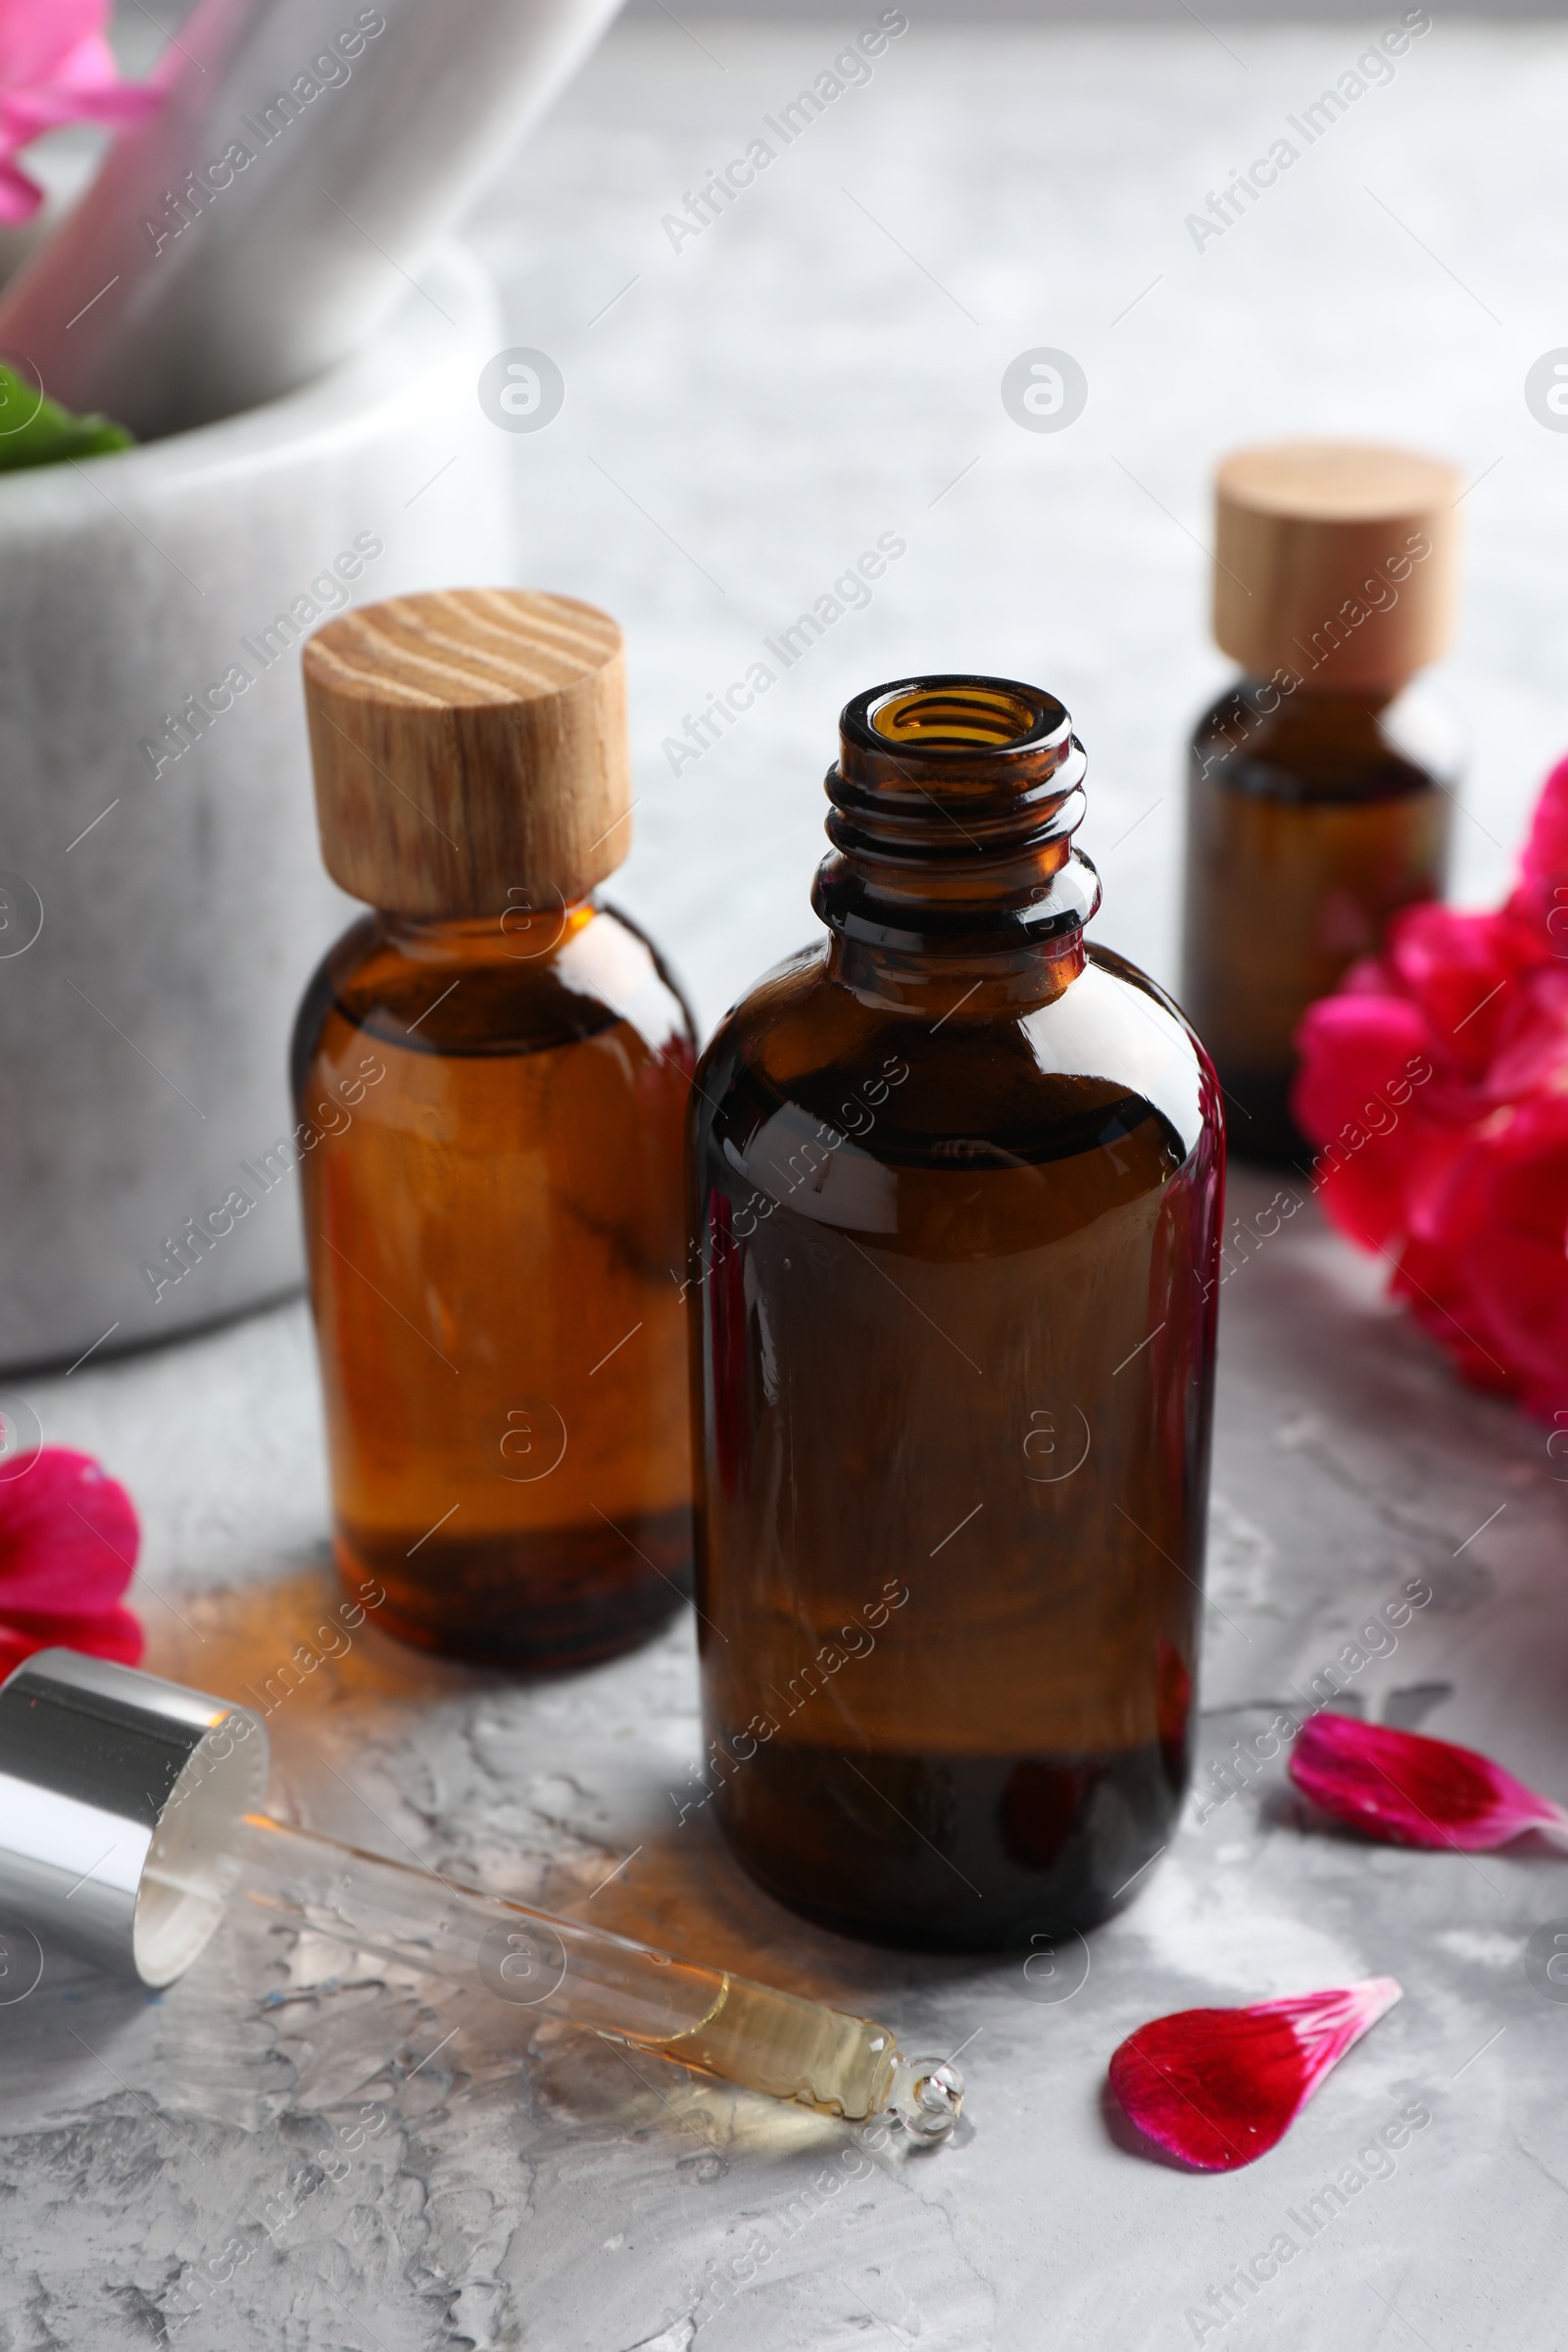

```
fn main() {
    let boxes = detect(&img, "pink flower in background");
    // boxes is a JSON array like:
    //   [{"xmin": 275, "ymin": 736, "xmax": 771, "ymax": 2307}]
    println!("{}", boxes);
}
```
[
  {"xmin": 0, "ymin": 0, "xmax": 159, "ymax": 224},
  {"xmin": 0, "ymin": 1447, "xmax": 143, "ymax": 1676},
  {"xmin": 1293, "ymin": 753, "xmax": 1568, "ymax": 1420}
]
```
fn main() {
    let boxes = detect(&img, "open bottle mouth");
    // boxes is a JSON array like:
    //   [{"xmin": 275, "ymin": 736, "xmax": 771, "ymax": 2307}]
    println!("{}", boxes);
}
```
[
  {"xmin": 818, "ymin": 672, "xmax": 1100, "ymax": 956},
  {"xmin": 852, "ymin": 676, "xmax": 1071, "ymax": 761}
]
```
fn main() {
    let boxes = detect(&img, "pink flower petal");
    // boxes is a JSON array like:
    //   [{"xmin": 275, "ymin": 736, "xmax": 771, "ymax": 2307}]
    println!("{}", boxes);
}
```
[
  {"xmin": 1290, "ymin": 1711, "xmax": 1568, "ymax": 1851},
  {"xmin": 0, "ymin": 2, "xmax": 115, "ymax": 87},
  {"xmin": 1108, "ymin": 1979, "xmax": 1401, "ymax": 2172},
  {"xmin": 1291, "ymin": 996, "xmax": 1441, "ymax": 1250},
  {"xmin": 1389, "ymin": 1231, "xmax": 1517, "ymax": 1396},
  {"xmin": 0, "ymin": 1447, "xmax": 142, "ymax": 1671},
  {"xmin": 0, "ymin": 1606, "xmax": 142, "ymax": 1678},
  {"xmin": 1386, "ymin": 901, "xmax": 1541, "ymax": 1064},
  {"xmin": 1292, "ymin": 993, "xmax": 1429, "ymax": 1135},
  {"xmin": 0, "ymin": 0, "xmax": 161, "ymax": 213},
  {"xmin": 1289, "ymin": 746, "xmax": 1568, "ymax": 1421},
  {"xmin": 1485, "ymin": 968, "xmax": 1568, "ymax": 1102},
  {"xmin": 0, "ymin": 79, "xmax": 159, "ymax": 140}
]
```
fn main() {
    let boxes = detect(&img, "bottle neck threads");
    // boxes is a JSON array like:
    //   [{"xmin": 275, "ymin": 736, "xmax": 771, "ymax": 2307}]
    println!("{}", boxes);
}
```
[{"xmin": 812, "ymin": 676, "xmax": 1101, "ymax": 1005}]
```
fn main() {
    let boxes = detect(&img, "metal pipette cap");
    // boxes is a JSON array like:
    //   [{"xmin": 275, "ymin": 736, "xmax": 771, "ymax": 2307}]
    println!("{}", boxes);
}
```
[{"xmin": 0, "ymin": 1648, "xmax": 268, "ymax": 1986}]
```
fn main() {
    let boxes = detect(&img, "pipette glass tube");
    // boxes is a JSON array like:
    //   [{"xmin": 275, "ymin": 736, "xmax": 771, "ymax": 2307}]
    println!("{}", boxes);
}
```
[
  {"xmin": 182, "ymin": 1814, "xmax": 963, "ymax": 2141},
  {"xmin": 0, "ymin": 1649, "xmax": 961, "ymax": 2142}
]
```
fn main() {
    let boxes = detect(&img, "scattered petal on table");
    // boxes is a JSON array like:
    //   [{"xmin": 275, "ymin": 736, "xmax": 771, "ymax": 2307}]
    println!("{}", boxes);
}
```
[
  {"xmin": 0, "ymin": 1447, "xmax": 142, "ymax": 1676},
  {"xmin": 1108, "ymin": 1979, "xmax": 1402, "ymax": 2172},
  {"xmin": 1290, "ymin": 1711, "xmax": 1568, "ymax": 1852}
]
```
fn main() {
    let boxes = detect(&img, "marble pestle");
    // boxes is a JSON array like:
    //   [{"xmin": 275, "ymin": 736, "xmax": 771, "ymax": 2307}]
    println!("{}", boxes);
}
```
[{"xmin": 0, "ymin": 0, "xmax": 624, "ymax": 439}]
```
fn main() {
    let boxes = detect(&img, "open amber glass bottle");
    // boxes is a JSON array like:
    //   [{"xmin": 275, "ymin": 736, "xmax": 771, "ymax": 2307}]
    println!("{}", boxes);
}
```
[
  {"xmin": 688, "ymin": 676, "xmax": 1224, "ymax": 1952},
  {"xmin": 1181, "ymin": 441, "xmax": 1462, "ymax": 1164},
  {"xmin": 294, "ymin": 591, "xmax": 695, "ymax": 1667}
]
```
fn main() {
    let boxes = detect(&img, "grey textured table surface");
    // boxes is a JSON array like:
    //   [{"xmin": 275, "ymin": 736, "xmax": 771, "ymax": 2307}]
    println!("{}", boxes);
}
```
[{"xmin": 7, "ymin": 19, "xmax": 1568, "ymax": 2351}]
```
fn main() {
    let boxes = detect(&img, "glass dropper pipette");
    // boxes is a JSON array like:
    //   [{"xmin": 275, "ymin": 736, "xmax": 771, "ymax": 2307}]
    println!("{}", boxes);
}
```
[
  {"xmin": 0, "ymin": 1648, "xmax": 964, "ymax": 2142},
  {"xmin": 207, "ymin": 1812, "xmax": 962, "ymax": 2138}
]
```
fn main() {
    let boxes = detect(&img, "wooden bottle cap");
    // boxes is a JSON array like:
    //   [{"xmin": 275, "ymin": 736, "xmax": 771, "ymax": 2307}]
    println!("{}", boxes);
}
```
[
  {"xmin": 1212, "ymin": 440, "xmax": 1461, "ymax": 691},
  {"xmin": 302, "ymin": 589, "xmax": 629, "ymax": 916}
]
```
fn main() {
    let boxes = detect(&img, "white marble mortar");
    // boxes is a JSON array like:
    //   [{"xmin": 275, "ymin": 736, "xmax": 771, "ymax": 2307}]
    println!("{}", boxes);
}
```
[{"xmin": 0, "ymin": 242, "xmax": 511, "ymax": 1373}]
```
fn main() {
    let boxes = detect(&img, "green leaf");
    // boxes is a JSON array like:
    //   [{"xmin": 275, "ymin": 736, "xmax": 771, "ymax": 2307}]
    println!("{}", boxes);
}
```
[{"xmin": 0, "ymin": 362, "xmax": 133, "ymax": 473}]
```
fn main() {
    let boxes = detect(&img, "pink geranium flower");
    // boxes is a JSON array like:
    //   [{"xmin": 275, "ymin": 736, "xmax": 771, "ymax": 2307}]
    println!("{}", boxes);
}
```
[
  {"xmin": 0, "ymin": 1446, "xmax": 143, "ymax": 1676},
  {"xmin": 0, "ymin": 0, "xmax": 160, "ymax": 224},
  {"xmin": 1293, "ymin": 753, "xmax": 1568, "ymax": 1419}
]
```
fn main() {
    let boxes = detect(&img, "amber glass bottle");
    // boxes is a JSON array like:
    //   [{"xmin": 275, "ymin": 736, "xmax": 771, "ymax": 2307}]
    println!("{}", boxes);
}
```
[
  {"xmin": 294, "ymin": 590, "xmax": 695, "ymax": 1666},
  {"xmin": 1181, "ymin": 441, "xmax": 1462, "ymax": 1164},
  {"xmin": 688, "ymin": 677, "xmax": 1224, "ymax": 1952}
]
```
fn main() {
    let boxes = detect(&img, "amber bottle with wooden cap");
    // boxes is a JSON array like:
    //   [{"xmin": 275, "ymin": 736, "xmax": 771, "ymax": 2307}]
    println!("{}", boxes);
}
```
[
  {"xmin": 293, "ymin": 589, "xmax": 696, "ymax": 1666},
  {"xmin": 688, "ymin": 675, "xmax": 1224, "ymax": 1952},
  {"xmin": 1181, "ymin": 440, "xmax": 1462, "ymax": 1164}
]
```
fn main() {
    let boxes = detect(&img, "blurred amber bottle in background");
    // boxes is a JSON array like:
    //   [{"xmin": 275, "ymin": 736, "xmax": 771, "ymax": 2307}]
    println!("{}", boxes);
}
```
[
  {"xmin": 1181, "ymin": 441, "xmax": 1462, "ymax": 1164},
  {"xmin": 294, "ymin": 591, "xmax": 695, "ymax": 1666},
  {"xmin": 689, "ymin": 675, "xmax": 1224, "ymax": 1952}
]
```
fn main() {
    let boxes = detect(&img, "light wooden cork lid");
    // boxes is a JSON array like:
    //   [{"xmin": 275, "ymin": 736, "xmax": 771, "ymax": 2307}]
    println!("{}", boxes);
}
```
[
  {"xmin": 302, "ymin": 589, "xmax": 629, "ymax": 915},
  {"xmin": 1212, "ymin": 440, "xmax": 1461, "ymax": 690}
]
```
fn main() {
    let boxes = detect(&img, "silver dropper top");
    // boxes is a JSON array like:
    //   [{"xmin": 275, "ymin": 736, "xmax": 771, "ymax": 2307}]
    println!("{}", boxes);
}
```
[
  {"xmin": 0, "ymin": 1647, "xmax": 265, "ymax": 1984},
  {"xmin": 0, "ymin": 1652, "xmax": 965, "ymax": 2142}
]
